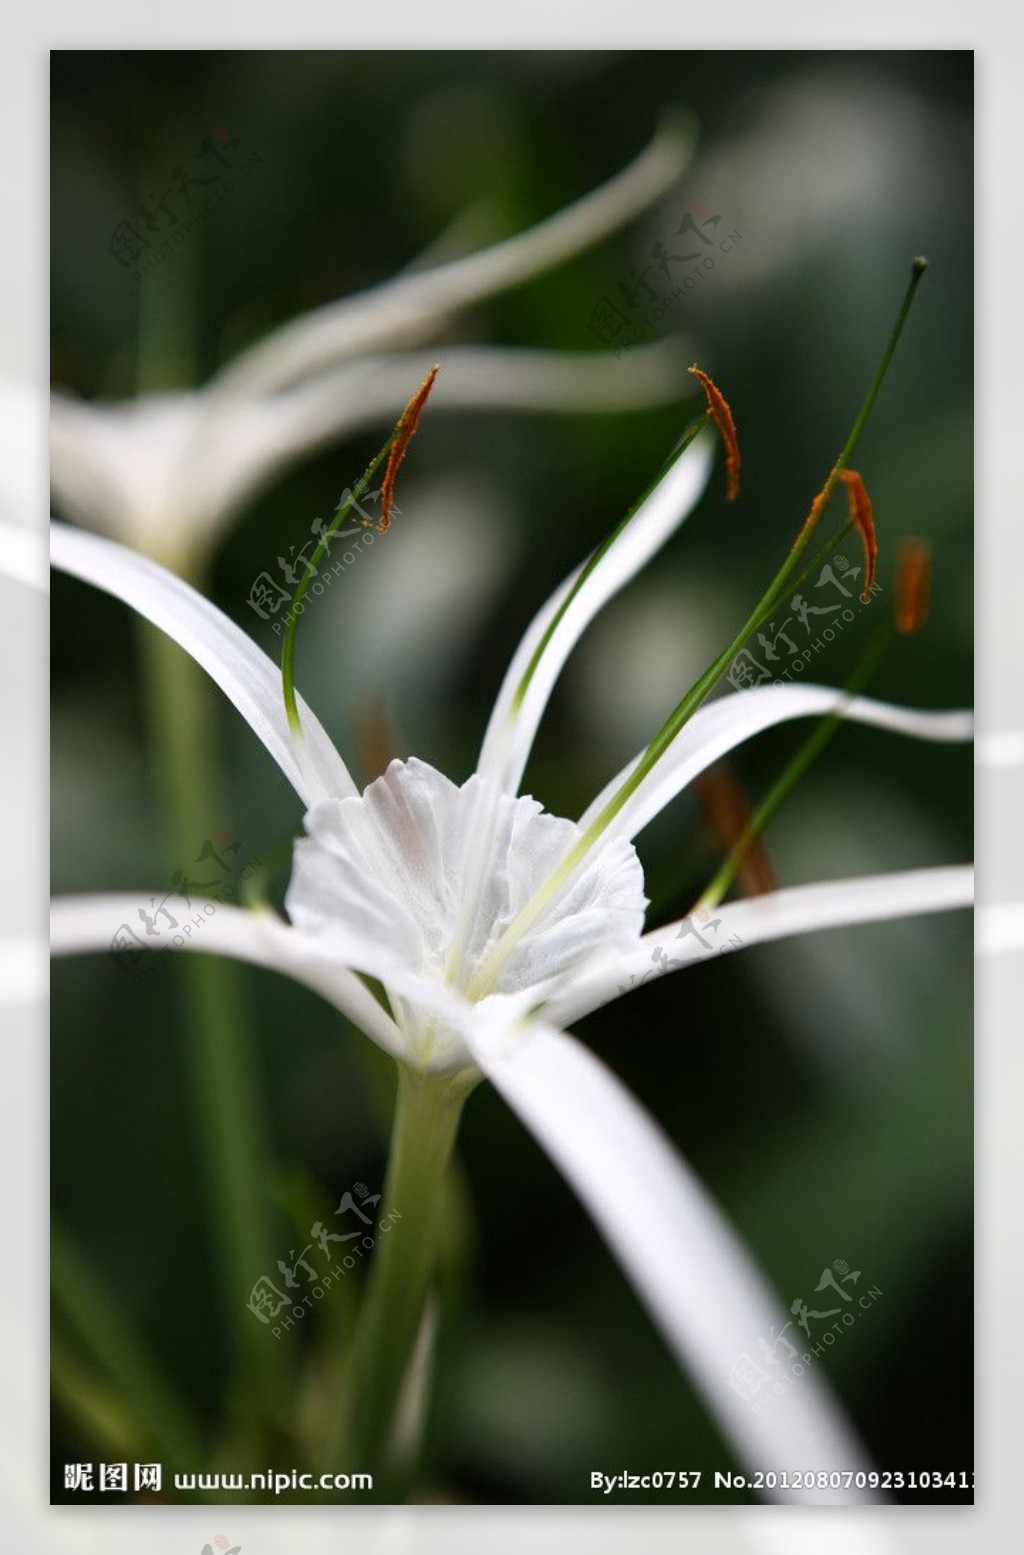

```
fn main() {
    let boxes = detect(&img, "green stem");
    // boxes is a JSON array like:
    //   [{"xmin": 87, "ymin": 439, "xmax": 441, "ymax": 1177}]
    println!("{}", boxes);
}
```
[
  {"xmin": 137, "ymin": 616, "xmax": 282, "ymax": 1403},
  {"xmin": 131, "ymin": 192, "xmax": 282, "ymax": 1426},
  {"xmin": 329, "ymin": 1063, "xmax": 475, "ymax": 1488},
  {"xmin": 281, "ymin": 433, "xmax": 398, "ymax": 734},
  {"xmin": 824, "ymin": 261, "xmax": 929, "ymax": 488}
]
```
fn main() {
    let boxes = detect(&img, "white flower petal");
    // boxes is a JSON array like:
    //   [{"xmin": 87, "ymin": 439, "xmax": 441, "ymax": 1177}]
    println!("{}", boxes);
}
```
[
  {"xmin": 50, "ymin": 521, "xmax": 356, "ymax": 807},
  {"xmin": 211, "ymin": 121, "xmax": 695, "ymax": 399},
  {"xmin": 50, "ymin": 889, "xmax": 519, "ymax": 1076},
  {"xmin": 51, "ymin": 339, "xmax": 694, "ymax": 560},
  {"xmin": 50, "ymin": 894, "xmax": 408, "ymax": 1061},
  {"xmin": 286, "ymin": 757, "xmax": 647, "ymax": 1000},
  {"xmin": 551, "ymin": 865, "xmax": 974, "ymax": 1026},
  {"xmin": 188, "ymin": 341, "xmax": 697, "ymax": 553},
  {"xmin": 50, "ymin": 392, "xmax": 199, "ymax": 558},
  {"xmin": 580, "ymin": 685, "xmax": 974, "ymax": 844},
  {"xmin": 276, "ymin": 338, "xmax": 696, "ymax": 442},
  {"xmin": 467, "ymin": 1016, "xmax": 876, "ymax": 1503},
  {"xmin": 51, "ymin": 390, "xmax": 350, "ymax": 561},
  {"xmin": 477, "ymin": 432, "xmax": 714, "ymax": 796}
]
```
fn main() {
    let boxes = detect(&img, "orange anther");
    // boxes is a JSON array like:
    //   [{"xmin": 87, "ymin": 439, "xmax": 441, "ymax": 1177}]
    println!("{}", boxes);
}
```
[
  {"xmin": 379, "ymin": 365, "xmax": 440, "ymax": 533},
  {"xmin": 895, "ymin": 538, "xmax": 931, "ymax": 634},
  {"xmin": 688, "ymin": 364, "xmax": 741, "ymax": 501},
  {"xmin": 839, "ymin": 469, "xmax": 877, "ymax": 604}
]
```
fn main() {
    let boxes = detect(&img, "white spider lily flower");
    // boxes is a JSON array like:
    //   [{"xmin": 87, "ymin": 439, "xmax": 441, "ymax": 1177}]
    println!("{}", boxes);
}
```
[
  {"xmin": 50, "ymin": 414, "xmax": 973, "ymax": 1501},
  {"xmin": 50, "ymin": 124, "xmax": 696, "ymax": 570}
]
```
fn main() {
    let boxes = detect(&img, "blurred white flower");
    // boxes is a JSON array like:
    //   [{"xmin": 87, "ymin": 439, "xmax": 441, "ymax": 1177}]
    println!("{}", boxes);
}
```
[{"xmin": 50, "ymin": 123, "xmax": 697, "ymax": 572}]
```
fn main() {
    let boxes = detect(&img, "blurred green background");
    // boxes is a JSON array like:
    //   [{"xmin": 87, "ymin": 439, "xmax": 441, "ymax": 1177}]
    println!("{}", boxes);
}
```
[{"xmin": 51, "ymin": 50, "xmax": 972, "ymax": 1504}]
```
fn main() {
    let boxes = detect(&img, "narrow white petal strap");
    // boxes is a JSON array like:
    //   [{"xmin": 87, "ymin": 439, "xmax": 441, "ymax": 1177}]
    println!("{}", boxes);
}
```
[
  {"xmin": 552, "ymin": 865, "xmax": 974, "ymax": 1026},
  {"xmin": 477, "ymin": 433, "xmax": 714, "ymax": 796},
  {"xmin": 50, "ymin": 521, "xmax": 357, "ymax": 807},
  {"xmin": 274, "ymin": 339, "xmax": 696, "ymax": 443},
  {"xmin": 580, "ymin": 685, "xmax": 974, "ymax": 844},
  {"xmin": 50, "ymin": 894, "xmax": 406, "ymax": 1061},
  {"xmin": 188, "ymin": 341, "xmax": 697, "ymax": 552},
  {"xmin": 211, "ymin": 121, "xmax": 695, "ymax": 399},
  {"xmin": 467, "ymin": 1017, "xmax": 876, "ymax": 1502}
]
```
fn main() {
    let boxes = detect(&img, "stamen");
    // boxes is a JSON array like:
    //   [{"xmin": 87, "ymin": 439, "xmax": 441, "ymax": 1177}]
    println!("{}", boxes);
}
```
[
  {"xmin": 281, "ymin": 365, "xmax": 440, "ymax": 736},
  {"xmin": 688, "ymin": 364, "xmax": 741, "ymax": 500},
  {"xmin": 839, "ymin": 469, "xmax": 877, "ymax": 604},
  {"xmin": 379, "ymin": 365, "xmax": 439, "ymax": 533},
  {"xmin": 895, "ymin": 538, "xmax": 931, "ymax": 634},
  {"xmin": 692, "ymin": 762, "xmax": 776, "ymax": 897},
  {"xmin": 465, "ymin": 265, "xmax": 929, "ymax": 998}
]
